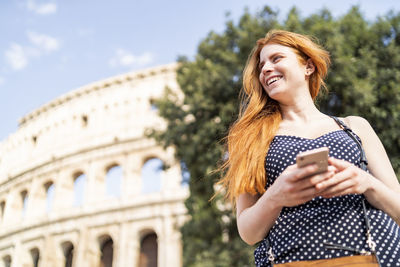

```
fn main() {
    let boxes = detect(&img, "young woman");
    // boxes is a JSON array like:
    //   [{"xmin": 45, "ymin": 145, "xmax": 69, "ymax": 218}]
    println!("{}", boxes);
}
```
[{"xmin": 219, "ymin": 30, "xmax": 400, "ymax": 266}]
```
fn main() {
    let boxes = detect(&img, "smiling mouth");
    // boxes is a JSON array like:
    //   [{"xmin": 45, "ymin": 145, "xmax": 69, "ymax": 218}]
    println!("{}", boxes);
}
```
[{"xmin": 267, "ymin": 76, "xmax": 283, "ymax": 86}]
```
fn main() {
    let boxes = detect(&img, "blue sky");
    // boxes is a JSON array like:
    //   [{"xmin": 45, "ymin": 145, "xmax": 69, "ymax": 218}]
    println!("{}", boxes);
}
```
[{"xmin": 0, "ymin": 0, "xmax": 398, "ymax": 141}]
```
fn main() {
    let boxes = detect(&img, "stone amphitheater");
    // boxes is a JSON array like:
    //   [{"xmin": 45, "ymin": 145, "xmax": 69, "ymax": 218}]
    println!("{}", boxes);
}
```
[{"xmin": 0, "ymin": 63, "xmax": 188, "ymax": 267}]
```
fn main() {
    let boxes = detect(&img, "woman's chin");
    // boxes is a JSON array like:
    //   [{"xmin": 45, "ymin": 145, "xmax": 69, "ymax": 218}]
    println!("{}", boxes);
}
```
[{"xmin": 265, "ymin": 88, "xmax": 284, "ymax": 101}]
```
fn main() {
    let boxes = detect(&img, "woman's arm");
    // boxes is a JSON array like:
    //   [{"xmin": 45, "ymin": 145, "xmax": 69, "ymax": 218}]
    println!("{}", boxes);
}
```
[
  {"xmin": 236, "ymin": 191, "xmax": 281, "ymax": 246},
  {"xmin": 318, "ymin": 116, "xmax": 400, "ymax": 224},
  {"xmin": 237, "ymin": 164, "xmax": 335, "ymax": 245},
  {"xmin": 351, "ymin": 116, "xmax": 400, "ymax": 221}
]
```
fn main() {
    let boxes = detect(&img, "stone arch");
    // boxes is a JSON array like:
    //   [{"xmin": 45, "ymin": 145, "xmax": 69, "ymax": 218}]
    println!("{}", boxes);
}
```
[
  {"xmin": 21, "ymin": 189, "xmax": 28, "ymax": 218},
  {"xmin": 44, "ymin": 181, "xmax": 55, "ymax": 213},
  {"xmin": 61, "ymin": 241, "xmax": 74, "ymax": 267},
  {"xmin": 138, "ymin": 230, "xmax": 158, "ymax": 267},
  {"xmin": 141, "ymin": 157, "xmax": 163, "ymax": 193},
  {"xmin": 73, "ymin": 171, "xmax": 86, "ymax": 207},
  {"xmin": 105, "ymin": 163, "xmax": 122, "ymax": 198},
  {"xmin": 2, "ymin": 255, "xmax": 11, "ymax": 267},
  {"xmin": 149, "ymin": 98, "xmax": 158, "ymax": 111},
  {"xmin": 81, "ymin": 114, "xmax": 88, "ymax": 127},
  {"xmin": 27, "ymin": 179, "xmax": 55, "ymax": 218},
  {"xmin": 30, "ymin": 247, "xmax": 40, "ymax": 267},
  {"xmin": 98, "ymin": 235, "xmax": 113, "ymax": 267},
  {"xmin": 0, "ymin": 200, "xmax": 5, "ymax": 223}
]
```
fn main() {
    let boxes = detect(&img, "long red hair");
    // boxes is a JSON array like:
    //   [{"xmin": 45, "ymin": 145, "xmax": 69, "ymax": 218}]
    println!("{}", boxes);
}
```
[{"xmin": 217, "ymin": 30, "xmax": 331, "ymax": 205}]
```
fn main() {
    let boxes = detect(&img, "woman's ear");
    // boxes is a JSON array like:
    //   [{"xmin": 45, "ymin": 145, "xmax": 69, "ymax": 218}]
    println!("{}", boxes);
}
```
[{"xmin": 305, "ymin": 59, "xmax": 315, "ymax": 76}]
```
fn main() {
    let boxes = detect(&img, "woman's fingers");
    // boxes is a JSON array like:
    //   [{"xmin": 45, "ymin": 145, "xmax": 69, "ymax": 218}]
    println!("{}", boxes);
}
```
[
  {"xmin": 281, "ymin": 158, "xmax": 371, "ymax": 202},
  {"xmin": 287, "ymin": 164, "xmax": 318, "ymax": 182},
  {"xmin": 298, "ymin": 170, "xmax": 335, "ymax": 190},
  {"xmin": 296, "ymin": 187, "xmax": 322, "ymax": 202},
  {"xmin": 316, "ymin": 160, "xmax": 371, "ymax": 197},
  {"xmin": 315, "ymin": 163, "xmax": 358, "ymax": 190},
  {"xmin": 275, "ymin": 165, "xmax": 331, "ymax": 206},
  {"xmin": 276, "ymin": 161, "xmax": 345, "ymax": 206},
  {"xmin": 319, "ymin": 179, "xmax": 355, "ymax": 197},
  {"xmin": 328, "ymin": 157, "xmax": 351, "ymax": 170}
]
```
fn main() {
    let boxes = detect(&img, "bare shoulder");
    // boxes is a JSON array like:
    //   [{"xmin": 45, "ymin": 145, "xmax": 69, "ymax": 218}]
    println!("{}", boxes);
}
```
[
  {"xmin": 344, "ymin": 115, "xmax": 371, "ymax": 129},
  {"xmin": 343, "ymin": 116, "xmax": 385, "ymax": 156},
  {"xmin": 343, "ymin": 115, "xmax": 375, "ymax": 137}
]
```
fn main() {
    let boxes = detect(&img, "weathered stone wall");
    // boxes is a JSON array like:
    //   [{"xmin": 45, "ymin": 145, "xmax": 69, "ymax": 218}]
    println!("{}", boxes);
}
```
[{"xmin": 0, "ymin": 63, "xmax": 188, "ymax": 267}]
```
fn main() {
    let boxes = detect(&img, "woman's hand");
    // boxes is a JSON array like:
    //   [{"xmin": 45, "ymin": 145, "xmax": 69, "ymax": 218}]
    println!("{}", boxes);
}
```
[
  {"xmin": 317, "ymin": 157, "xmax": 374, "ymax": 198},
  {"xmin": 237, "ymin": 160, "xmax": 336, "ymax": 245},
  {"xmin": 268, "ymin": 163, "xmax": 336, "ymax": 207}
]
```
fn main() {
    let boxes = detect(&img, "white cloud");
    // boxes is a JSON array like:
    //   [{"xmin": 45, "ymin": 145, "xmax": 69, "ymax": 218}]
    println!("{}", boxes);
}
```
[
  {"xmin": 27, "ymin": 31, "xmax": 60, "ymax": 52},
  {"xmin": 26, "ymin": 0, "xmax": 57, "ymax": 15},
  {"xmin": 5, "ymin": 43, "xmax": 29, "ymax": 70},
  {"xmin": 4, "ymin": 32, "xmax": 60, "ymax": 71},
  {"xmin": 109, "ymin": 49, "xmax": 154, "ymax": 68}
]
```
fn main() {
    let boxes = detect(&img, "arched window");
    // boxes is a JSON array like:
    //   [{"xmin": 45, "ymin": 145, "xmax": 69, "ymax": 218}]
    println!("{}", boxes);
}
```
[
  {"xmin": 2, "ymin": 255, "xmax": 11, "ymax": 267},
  {"xmin": 0, "ymin": 201, "xmax": 5, "ymax": 222},
  {"xmin": 100, "ymin": 238, "xmax": 113, "ymax": 267},
  {"xmin": 141, "ymin": 158, "xmax": 163, "ymax": 193},
  {"xmin": 30, "ymin": 248, "xmax": 40, "ymax": 267},
  {"xmin": 21, "ymin": 190, "xmax": 28, "ymax": 218},
  {"xmin": 149, "ymin": 99, "xmax": 158, "ymax": 111},
  {"xmin": 105, "ymin": 165, "xmax": 122, "ymax": 198},
  {"xmin": 44, "ymin": 182, "xmax": 55, "ymax": 213},
  {"xmin": 139, "ymin": 232, "xmax": 158, "ymax": 267},
  {"xmin": 73, "ymin": 173, "xmax": 86, "ymax": 207},
  {"xmin": 61, "ymin": 242, "xmax": 74, "ymax": 267}
]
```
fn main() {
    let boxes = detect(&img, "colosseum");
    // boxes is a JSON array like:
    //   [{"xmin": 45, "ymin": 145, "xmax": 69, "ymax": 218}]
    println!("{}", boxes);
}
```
[{"xmin": 0, "ymin": 63, "xmax": 189, "ymax": 267}]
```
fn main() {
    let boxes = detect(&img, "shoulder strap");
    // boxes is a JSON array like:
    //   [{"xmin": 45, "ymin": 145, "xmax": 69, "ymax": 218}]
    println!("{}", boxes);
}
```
[
  {"xmin": 330, "ymin": 116, "xmax": 368, "ymax": 170},
  {"xmin": 330, "ymin": 116, "xmax": 378, "ymax": 256}
]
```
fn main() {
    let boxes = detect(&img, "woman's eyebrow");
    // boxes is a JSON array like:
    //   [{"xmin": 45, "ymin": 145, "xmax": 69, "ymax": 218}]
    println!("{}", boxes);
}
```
[
  {"xmin": 259, "ymin": 52, "xmax": 284, "ymax": 69},
  {"xmin": 268, "ymin": 52, "xmax": 283, "ymax": 60}
]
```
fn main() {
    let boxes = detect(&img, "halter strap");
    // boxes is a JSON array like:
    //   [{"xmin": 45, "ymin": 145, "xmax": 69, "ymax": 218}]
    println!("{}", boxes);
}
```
[
  {"xmin": 329, "ymin": 116, "xmax": 377, "ymax": 256},
  {"xmin": 330, "ymin": 116, "xmax": 368, "ymax": 169}
]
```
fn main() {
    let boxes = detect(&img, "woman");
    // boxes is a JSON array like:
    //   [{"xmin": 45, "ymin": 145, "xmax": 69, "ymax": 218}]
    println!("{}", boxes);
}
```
[{"xmin": 218, "ymin": 30, "xmax": 400, "ymax": 266}]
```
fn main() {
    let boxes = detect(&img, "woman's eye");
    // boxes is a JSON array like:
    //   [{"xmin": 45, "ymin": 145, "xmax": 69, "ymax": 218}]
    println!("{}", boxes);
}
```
[{"xmin": 273, "ymin": 56, "xmax": 282, "ymax": 62}]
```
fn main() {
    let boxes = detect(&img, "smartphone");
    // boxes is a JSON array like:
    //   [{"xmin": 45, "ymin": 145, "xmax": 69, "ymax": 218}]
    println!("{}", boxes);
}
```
[{"xmin": 296, "ymin": 147, "xmax": 329, "ymax": 175}]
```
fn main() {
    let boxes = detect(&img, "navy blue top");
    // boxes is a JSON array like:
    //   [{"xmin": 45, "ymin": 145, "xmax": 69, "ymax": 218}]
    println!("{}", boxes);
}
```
[{"xmin": 254, "ymin": 130, "xmax": 400, "ymax": 266}]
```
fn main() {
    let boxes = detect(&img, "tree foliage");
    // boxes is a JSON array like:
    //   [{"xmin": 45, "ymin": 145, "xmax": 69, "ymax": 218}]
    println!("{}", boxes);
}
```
[{"xmin": 148, "ymin": 5, "xmax": 400, "ymax": 266}]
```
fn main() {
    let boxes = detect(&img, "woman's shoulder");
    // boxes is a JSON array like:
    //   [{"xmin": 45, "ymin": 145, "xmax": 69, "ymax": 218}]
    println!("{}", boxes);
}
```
[
  {"xmin": 341, "ymin": 115, "xmax": 372, "ymax": 130},
  {"xmin": 340, "ymin": 115, "xmax": 376, "ymax": 140}
]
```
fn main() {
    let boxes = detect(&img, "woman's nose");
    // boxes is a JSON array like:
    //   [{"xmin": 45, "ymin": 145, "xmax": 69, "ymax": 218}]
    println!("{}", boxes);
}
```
[{"xmin": 261, "ymin": 62, "xmax": 273, "ymax": 74}]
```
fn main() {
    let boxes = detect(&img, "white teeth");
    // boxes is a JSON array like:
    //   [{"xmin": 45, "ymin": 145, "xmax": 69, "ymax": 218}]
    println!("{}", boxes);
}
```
[{"xmin": 267, "ymin": 76, "xmax": 282, "ymax": 86}]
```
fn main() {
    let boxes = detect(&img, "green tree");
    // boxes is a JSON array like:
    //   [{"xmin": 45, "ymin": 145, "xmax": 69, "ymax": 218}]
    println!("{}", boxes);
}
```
[
  {"xmin": 314, "ymin": 7, "xmax": 400, "ymax": 171},
  {"xmin": 149, "ymin": 5, "xmax": 400, "ymax": 267}
]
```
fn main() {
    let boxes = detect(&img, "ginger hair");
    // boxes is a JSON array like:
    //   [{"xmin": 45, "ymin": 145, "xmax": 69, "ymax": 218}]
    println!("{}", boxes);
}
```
[{"xmin": 217, "ymin": 30, "xmax": 331, "ymax": 205}]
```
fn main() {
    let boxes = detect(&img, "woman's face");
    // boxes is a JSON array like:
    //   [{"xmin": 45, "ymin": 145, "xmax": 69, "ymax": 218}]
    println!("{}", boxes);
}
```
[{"xmin": 258, "ymin": 43, "xmax": 309, "ymax": 101}]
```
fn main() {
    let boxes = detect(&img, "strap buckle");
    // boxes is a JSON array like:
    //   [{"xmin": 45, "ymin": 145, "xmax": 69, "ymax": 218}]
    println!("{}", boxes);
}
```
[
  {"xmin": 268, "ymin": 247, "xmax": 275, "ymax": 262},
  {"xmin": 367, "ymin": 231, "xmax": 377, "ymax": 252}
]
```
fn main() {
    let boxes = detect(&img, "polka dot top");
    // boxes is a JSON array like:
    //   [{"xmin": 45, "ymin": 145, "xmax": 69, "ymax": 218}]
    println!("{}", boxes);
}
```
[{"xmin": 254, "ymin": 130, "xmax": 400, "ymax": 266}]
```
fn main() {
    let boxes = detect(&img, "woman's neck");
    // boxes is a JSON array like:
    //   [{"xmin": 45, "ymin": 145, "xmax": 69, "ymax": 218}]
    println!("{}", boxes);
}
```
[{"xmin": 279, "ymin": 95, "xmax": 323, "ymax": 123}]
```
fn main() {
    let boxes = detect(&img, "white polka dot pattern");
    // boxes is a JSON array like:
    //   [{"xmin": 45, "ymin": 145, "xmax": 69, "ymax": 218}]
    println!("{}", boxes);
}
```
[{"xmin": 254, "ymin": 130, "xmax": 400, "ymax": 266}]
